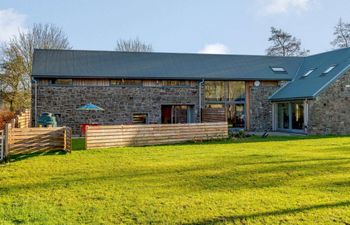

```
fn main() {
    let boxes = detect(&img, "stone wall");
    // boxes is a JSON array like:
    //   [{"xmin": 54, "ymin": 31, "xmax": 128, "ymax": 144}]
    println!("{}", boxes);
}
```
[
  {"xmin": 307, "ymin": 71, "xmax": 350, "ymax": 135},
  {"xmin": 249, "ymin": 83, "xmax": 280, "ymax": 131},
  {"xmin": 32, "ymin": 84, "xmax": 200, "ymax": 135}
]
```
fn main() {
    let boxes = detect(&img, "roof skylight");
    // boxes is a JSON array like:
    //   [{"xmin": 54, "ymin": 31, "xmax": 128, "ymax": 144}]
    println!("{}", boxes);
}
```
[
  {"xmin": 323, "ymin": 65, "xmax": 336, "ymax": 74},
  {"xmin": 301, "ymin": 69, "xmax": 315, "ymax": 78},
  {"xmin": 270, "ymin": 66, "xmax": 287, "ymax": 73}
]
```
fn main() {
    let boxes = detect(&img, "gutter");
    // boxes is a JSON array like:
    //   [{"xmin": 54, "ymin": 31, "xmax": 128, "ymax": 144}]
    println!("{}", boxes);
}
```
[
  {"xmin": 32, "ymin": 75, "xmax": 293, "ymax": 81},
  {"xmin": 270, "ymin": 96, "xmax": 315, "ymax": 102}
]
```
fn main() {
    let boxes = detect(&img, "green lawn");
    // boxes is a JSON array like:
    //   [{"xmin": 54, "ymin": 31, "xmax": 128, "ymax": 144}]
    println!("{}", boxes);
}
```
[{"xmin": 1, "ymin": 136, "xmax": 350, "ymax": 224}]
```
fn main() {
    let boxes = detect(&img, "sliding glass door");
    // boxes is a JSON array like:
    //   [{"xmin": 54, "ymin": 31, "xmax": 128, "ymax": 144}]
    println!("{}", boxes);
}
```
[
  {"xmin": 277, "ymin": 102, "xmax": 305, "ymax": 132},
  {"xmin": 161, "ymin": 105, "xmax": 194, "ymax": 124},
  {"xmin": 291, "ymin": 103, "xmax": 304, "ymax": 130},
  {"xmin": 277, "ymin": 103, "xmax": 289, "ymax": 129}
]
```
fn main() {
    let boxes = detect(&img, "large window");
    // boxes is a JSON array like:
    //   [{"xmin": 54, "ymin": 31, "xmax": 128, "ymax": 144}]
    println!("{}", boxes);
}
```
[
  {"xmin": 161, "ymin": 105, "xmax": 194, "ymax": 124},
  {"xmin": 277, "ymin": 102, "xmax": 305, "ymax": 131},
  {"xmin": 205, "ymin": 81, "xmax": 246, "ymax": 128},
  {"xmin": 228, "ymin": 81, "xmax": 245, "ymax": 102},
  {"xmin": 205, "ymin": 81, "xmax": 225, "ymax": 101},
  {"xmin": 205, "ymin": 81, "xmax": 245, "ymax": 102}
]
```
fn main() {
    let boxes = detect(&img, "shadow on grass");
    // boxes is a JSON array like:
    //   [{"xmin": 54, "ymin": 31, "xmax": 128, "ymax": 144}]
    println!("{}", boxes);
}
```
[
  {"xmin": 3, "ymin": 151, "xmax": 350, "ymax": 194},
  {"xmin": 134, "ymin": 135, "xmax": 350, "ymax": 149},
  {"xmin": 9, "ymin": 150, "xmax": 67, "ymax": 162},
  {"xmin": 6, "ymin": 135, "xmax": 350, "ymax": 163},
  {"xmin": 184, "ymin": 201, "xmax": 350, "ymax": 224},
  {"xmin": 197, "ymin": 135, "xmax": 350, "ymax": 145},
  {"xmin": 6, "ymin": 138, "xmax": 86, "ymax": 163}
]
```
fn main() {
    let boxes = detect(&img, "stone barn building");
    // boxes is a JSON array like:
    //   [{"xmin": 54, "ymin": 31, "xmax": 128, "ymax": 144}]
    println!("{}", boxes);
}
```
[{"xmin": 31, "ymin": 48, "xmax": 350, "ymax": 135}]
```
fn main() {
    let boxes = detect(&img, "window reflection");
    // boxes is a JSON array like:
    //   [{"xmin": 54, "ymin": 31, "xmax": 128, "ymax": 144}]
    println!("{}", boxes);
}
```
[{"xmin": 205, "ymin": 81, "xmax": 246, "ymax": 128}]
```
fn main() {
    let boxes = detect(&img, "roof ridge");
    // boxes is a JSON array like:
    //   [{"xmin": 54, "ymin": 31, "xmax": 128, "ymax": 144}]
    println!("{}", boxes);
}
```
[
  {"xmin": 305, "ymin": 47, "xmax": 350, "ymax": 58},
  {"xmin": 33, "ymin": 48, "xmax": 303, "ymax": 59}
]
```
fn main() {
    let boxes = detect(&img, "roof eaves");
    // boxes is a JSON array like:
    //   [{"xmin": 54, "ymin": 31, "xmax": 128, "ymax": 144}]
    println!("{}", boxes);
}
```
[
  {"xmin": 32, "ymin": 74, "xmax": 293, "ymax": 81},
  {"xmin": 270, "ymin": 96, "xmax": 315, "ymax": 102}
]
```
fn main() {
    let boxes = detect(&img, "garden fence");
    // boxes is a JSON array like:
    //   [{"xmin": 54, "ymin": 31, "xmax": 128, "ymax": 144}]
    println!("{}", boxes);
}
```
[
  {"xmin": 0, "ymin": 124, "xmax": 71, "ymax": 161},
  {"xmin": 85, "ymin": 122, "xmax": 228, "ymax": 149}
]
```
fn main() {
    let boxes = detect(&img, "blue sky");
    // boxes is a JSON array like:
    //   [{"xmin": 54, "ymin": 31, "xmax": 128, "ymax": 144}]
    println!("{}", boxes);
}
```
[{"xmin": 1, "ymin": 0, "xmax": 350, "ymax": 55}]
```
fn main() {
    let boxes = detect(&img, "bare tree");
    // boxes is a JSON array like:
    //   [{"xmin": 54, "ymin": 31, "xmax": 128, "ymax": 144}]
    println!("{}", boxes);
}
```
[
  {"xmin": 2, "ymin": 23, "xmax": 71, "ymax": 84},
  {"xmin": 115, "ymin": 38, "xmax": 153, "ymax": 52},
  {"xmin": 266, "ymin": 27, "xmax": 309, "ymax": 56},
  {"xmin": 331, "ymin": 18, "xmax": 350, "ymax": 48},
  {"xmin": 0, "ymin": 23, "xmax": 71, "ymax": 111}
]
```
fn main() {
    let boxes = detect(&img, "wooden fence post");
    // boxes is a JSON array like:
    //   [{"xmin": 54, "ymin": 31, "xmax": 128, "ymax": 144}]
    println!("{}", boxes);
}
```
[
  {"xmin": 68, "ymin": 127, "xmax": 72, "ymax": 152},
  {"xmin": 85, "ymin": 125, "xmax": 89, "ymax": 150},
  {"xmin": 4, "ymin": 123, "xmax": 11, "ymax": 160},
  {"xmin": 64, "ymin": 127, "xmax": 72, "ymax": 153},
  {"xmin": 63, "ymin": 126, "xmax": 67, "ymax": 151}
]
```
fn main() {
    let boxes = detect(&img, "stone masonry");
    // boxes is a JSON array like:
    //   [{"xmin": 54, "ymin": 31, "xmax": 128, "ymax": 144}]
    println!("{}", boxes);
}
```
[
  {"xmin": 307, "ymin": 71, "xmax": 350, "ymax": 135},
  {"xmin": 249, "ymin": 84, "xmax": 280, "ymax": 131},
  {"xmin": 32, "ymin": 84, "xmax": 200, "ymax": 135}
]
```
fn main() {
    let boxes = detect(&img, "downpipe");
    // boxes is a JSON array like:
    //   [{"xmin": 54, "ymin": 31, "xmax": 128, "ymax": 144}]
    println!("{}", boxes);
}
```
[
  {"xmin": 32, "ymin": 78, "xmax": 38, "ymax": 127},
  {"xmin": 198, "ymin": 79, "xmax": 204, "ymax": 122}
]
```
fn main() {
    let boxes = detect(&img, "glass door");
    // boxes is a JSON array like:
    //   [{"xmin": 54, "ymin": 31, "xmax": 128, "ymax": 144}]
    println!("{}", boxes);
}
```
[
  {"xmin": 291, "ymin": 103, "xmax": 304, "ymax": 130},
  {"xmin": 277, "ymin": 103, "xmax": 289, "ymax": 129},
  {"xmin": 161, "ymin": 105, "xmax": 194, "ymax": 124},
  {"xmin": 227, "ymin": 104, "xmax": 245, "ymax": 128},
  {"xmin": 277, "ymin": 102, "xmax": 305, "ymax": 132}
]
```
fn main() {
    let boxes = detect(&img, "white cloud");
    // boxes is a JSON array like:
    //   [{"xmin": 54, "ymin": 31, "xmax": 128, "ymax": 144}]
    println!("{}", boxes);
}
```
[
  {"xmin": 0, "ymin": 8, "xmax": 26, "ymax": 42},
  {"xmin": 258, "ymin": 0, "xmax": 312, "ymax": 15},
  {"xmin": 198, "ymin": 43, "xmax": 231, "ymax": 54}
]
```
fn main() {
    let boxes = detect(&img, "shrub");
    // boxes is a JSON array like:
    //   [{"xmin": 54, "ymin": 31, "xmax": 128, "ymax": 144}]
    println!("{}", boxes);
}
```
[
  {"xmin": 0, "ymin": 111, "xmax": 16, "ymax": 130},
  {"xmin": 229, "ymin": 130, "xmax": 251, "ymax": 139}
]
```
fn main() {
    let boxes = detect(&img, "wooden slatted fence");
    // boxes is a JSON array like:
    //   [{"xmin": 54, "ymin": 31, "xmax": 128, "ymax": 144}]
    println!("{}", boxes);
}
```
[
  {"xmin": 5, "ymin": 125, "xmax": 71, "ymax": 156},
  {"xmin": 85, "ymin": 122, "xmax": 228, "ymax": 149},
  {"xmin": 15, "ymin": 109, "xmax": 31, "ymax": 128},
  {"xmin": 202, "ymin": 108, "xmax": 226, "ymax": 123}
]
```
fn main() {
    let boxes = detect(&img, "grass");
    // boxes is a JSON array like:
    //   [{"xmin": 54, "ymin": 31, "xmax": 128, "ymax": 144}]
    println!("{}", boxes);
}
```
[{"xmin": 1, "ymin": 136, "xmax": 350, "ymax": 224}]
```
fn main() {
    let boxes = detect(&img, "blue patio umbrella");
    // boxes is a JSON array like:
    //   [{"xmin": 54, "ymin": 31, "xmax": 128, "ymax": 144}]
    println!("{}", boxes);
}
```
[
  {"xmin": 77, "ymin": 103, "xmax": 104, "ymax": 125},
  {"xmin": 77, "ymin": 103, "xmax": 104, "ymax": 111}
]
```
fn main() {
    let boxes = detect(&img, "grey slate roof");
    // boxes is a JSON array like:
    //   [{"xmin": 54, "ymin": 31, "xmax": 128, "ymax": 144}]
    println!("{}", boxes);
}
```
[
  {"xmin": 32, "ymin": 49, "xmax": 303, "ymax": 81},
  {"xmin": 269, "ymin": 47, "xmax": 350, "ymax": 101},
  {"xmin": 32, "ymin": 48, "xmax": 350, "ymax": 101}
]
